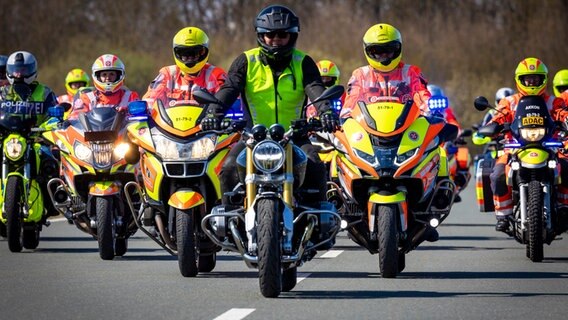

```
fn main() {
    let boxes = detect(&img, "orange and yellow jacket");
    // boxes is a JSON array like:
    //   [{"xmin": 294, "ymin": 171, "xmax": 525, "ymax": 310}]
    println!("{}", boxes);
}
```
[
  {"xmin": 341, "ymin": 62, "xmax": 431, "ymax": 118},
  {"xmin": 490, "ymin": 92, "xmax": 567, "ymax": 125},
  {"xmin": 68, "ymin": 88, "xmax": 140, "ymax": 120},
  {"xmin": 143, "ymin": 63, "xmax": 226, "ymax": 107}
]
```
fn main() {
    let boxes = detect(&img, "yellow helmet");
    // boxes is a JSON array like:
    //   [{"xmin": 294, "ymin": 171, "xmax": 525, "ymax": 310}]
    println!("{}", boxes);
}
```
[
  {"xmin": 172, "ymin": 27, "xmax": 209, "ymax": 75},
  {"xmin": 64, "ymin": 68, "xmax": 90, "ymax": 96},
  {"xmin": 363, "ymin": 23, "xmax": 402, "ymax": 72},
  {"xmin": 552, "ymin": 69, "xmax": 568, "ymax": 97},
  {"xmin": 514, "ymin": 57, "xmax": 548, "ymax": 96},
  {"xmin": 316, "ymin": 60, "xmax": 340, "ymax": 87}
]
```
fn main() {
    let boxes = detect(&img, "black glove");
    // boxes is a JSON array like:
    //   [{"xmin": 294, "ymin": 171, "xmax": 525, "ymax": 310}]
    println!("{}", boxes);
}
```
[
  {"xmin": 320, "ymin": 110, "xmax": 340, "ymax": 133},
  {"xmin": 201, "ymin": 114, "xmax": 222, "ymax": 131}
]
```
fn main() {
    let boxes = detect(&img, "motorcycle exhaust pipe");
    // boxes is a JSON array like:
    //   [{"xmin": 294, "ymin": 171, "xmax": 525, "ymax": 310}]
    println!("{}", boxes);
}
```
[{"xmin": 53, "ymin": 188, "xmax": 69, "ymax": 204}]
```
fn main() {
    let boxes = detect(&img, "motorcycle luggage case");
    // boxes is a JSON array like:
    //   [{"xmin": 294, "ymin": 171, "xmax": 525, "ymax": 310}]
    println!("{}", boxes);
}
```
[{"xmin": 475, "ymin": 157, "xmax": 495, "ymax": 212}]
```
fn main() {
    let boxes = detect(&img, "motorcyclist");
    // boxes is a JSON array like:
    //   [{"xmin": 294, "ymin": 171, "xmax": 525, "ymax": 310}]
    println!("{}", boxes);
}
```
[
  {"xmin": 0, "ymin": 51, "xmax": 59, "ymax": 217},
  {"xmin": 341, "ymin": 23, "xmax": 431, "ymax": 118},
  {"xmin": 0, "ymin": 55, "xmax": 9, "ymax": 87},
  {"xmin": 68, "ymin": 54, "xmax": 139, "ymax": 119},
  {"xmin": 143, "ymin": 26, "xmax": 227, "ymax": 107},
  {"xmin": 552, "ymin": 69, "xmax": 568, "ymax": 104},
  {"xmin": 484, "ymin": 57, "xmax": 568, "ymax": 232},
  {"xmin": 57, "ymin": 68, "xmax": 90, "ymax": 104},
  {"xmin": 201, "ymin": 4, "xmax": 339, "ymax": 206},
  {"xmin": 306, "ymin": 59, "xmax": 345, "ymax": 118}
]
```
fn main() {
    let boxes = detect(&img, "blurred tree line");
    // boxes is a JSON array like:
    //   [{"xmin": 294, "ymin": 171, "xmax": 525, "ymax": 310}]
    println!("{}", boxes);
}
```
[{"xmin": 2, "ymin": 0, "xmax": 567, "ymax": 127}]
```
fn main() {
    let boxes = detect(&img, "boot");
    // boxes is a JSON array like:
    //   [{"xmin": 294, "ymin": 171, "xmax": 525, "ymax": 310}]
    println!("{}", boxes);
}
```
[{"xmin": 495, "ymin": 217, "xmax": 510, "ymax": 232}]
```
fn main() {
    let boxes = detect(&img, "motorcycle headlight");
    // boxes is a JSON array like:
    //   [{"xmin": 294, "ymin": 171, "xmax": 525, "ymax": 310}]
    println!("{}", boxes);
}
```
[
  {"xmin": 520, "ymin": 127, "xmax": 545, "ymax": 142},
  {"xmin": 154, "ymin": 133, "xmax": 216, "ymax": 161},
  {"xmin": 74, "ymin": 142, "xmax": 92, "ymax": 162},
  {"xmin": 5, "ymin": 138, "xmax": 24, "ymax": 160},
  {"xmin": 114, "ymin": 142, "xmax": 131, "ymax": 158},
  {"xmin": 395, "ymin": 148, "xmax": 419, "ymax": 165},
  {"xmin": 252, "ymin": 140, "xmax": 285, "ymax": 173}
]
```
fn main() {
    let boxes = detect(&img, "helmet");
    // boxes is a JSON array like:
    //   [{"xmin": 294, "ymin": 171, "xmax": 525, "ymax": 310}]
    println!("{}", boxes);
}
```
[
  {"xmin": 427, "ymin": 84, "xmax": 445, "ymax": 97},
  {"xmin": 363, "ymin": 24, "xmax": 402, "ymax": 72},
  {"xmin": 0, "ymin": 55, "xmax": 7, "ymax": 82},
  {"xmin": 317, "ymin": 60, "xmax": 340, "ymax": 87},
  {"xmin": 172, "ymin": 27, "xmax": 210, "ymax": 75},
  {"xmin": 92, "ymin": 54, "xmax": 125, "ymax": 94},
  {"xmin": 514, "ymin": 57, "xmax": 548, "ymax": 96},
  {"xmin": 6, "ymin": 51, "xmax": 37, "ymax": 85},
  {"xmin": 64, "ymin": 68, "xmax": 90, "ymax": 96},
  {"xmin": 495, "ymin": 87, "xmax": 514, "ymax": 105},
  {"xmin": 254, "ymin": 5, "xmax": 300, "ymax": 60},
  {"xmin": 552, "ymin": 69, "xmax": 568, "ymax": 97}
]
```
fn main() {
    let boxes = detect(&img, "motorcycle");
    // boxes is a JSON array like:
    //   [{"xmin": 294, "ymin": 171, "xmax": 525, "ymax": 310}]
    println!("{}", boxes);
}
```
[
  {"xmin": 43, "ymin": 106, "xmax": 140, "ymax": 260},
  {"xmin": 124, "ymin": 95, "xmax": 241, "ymax": 277},
  {"xmin": 327, "ymin": 96, "xmax": 458, "ymax": 278},
  {"xmin": 0, "ymin": 105, "xmax": 60, "ymax": 252},
  {"xmin": 474, "ymin": 95, "xmax": 568, "ymax": 262},
  {"xmin": 196, "ymin": 86, "xmax": 343, "ymax": 298}
]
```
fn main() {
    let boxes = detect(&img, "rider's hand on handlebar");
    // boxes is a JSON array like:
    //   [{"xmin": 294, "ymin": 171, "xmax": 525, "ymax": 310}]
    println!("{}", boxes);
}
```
[
  {"xmin": 201, "ymin": 114, "xmax": 223, "ymax": 131},
  {"xmin": 320, "ymin": 110, "xmax": 340, "ymax": 133}
]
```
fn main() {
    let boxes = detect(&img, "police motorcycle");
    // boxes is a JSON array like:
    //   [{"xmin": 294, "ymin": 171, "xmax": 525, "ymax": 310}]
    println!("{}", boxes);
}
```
[
  {"xmin": 195, "ymin": 86, "xmax": 343, "ymax": 298},
  {"xmin": 326, "ymin": 94, "xmax": 458, "ymax": 278},
  {"xmin": 43, "ymin": 104, "xmax": 140, "ymax": 260},
  {"xmin": 0, "ymin": 101, "xmax": 60, "ymax": 252},
  {"xmin": 474, "ymin": 95, "xmax": 568, "ymax": 262}
]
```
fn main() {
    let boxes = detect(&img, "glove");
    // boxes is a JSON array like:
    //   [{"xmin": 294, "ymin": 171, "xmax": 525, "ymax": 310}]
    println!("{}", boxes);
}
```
[
  {"xmin": 201, "ymin": 114, "xmax": 222, "ymax": 131},
  {"xmin": 320, "ymin": 110, "xmax": 340, "ymax": 133}
]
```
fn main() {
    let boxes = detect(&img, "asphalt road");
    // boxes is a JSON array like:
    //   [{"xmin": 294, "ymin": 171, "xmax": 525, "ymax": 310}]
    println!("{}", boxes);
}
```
[{"xmin": 1, "ymin": 184, "xmax": 567, "ymax": 320}]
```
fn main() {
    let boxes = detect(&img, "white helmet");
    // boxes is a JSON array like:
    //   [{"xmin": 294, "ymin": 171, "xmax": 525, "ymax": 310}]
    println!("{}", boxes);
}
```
[
  {"xmin": 495, "ymin": 87, "xmax": 514, "ymax": 106},
  {"xmin": 6, "ymin": 51, "xmax": 37, "ymax": 85}
]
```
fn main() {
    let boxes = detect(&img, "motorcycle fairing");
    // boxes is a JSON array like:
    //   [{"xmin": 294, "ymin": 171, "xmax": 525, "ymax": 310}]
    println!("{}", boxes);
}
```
[
  {"xmin": 206, "ymin": 148, "xmax": 230, "ymax": 199},
  {"xmin": 334, "ymin": 118, "xmax": 377, "ymax": 176},
  {"xmin": 88, "ymin": 181, "xmax": 122, "ymax": 196},
  {"xmin": 140, "ymin": 153, "xmax": 164, "ymax": 201},
  {"xmin": 168, "ymin": 190, "xmax": 204, "ymax": 209},
  {"xmin": 355, "ymin": 100, "xmax": 419, "ymax": 137},
  {"xmin": 516, "ymin": 148, "xmax": 549, "ymax": 168},
  {"xmin": 150, "ymin": 103, "xmax": 203, "ymax": 138},
  {"xmin": 126, "ymin": 121, "xmax": 155, "ymax": 153}
]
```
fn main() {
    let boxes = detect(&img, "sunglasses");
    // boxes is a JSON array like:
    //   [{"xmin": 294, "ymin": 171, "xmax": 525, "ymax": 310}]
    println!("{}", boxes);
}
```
[{"xmin": 263, "ymin": 31, "xmax": 290, "ymax": 39}]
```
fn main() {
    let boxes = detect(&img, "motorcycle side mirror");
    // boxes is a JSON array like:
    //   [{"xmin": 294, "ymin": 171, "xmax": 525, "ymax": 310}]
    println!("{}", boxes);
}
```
[
  {"xmin": 460, "ymin": 128, "xmax": 473, "ymax": 137},
  {"xmin": 309, "ymin": 85, "xmax": 345, "ymax": 106},
  {"xmin": 193, "ymin": 88, "xmax": 223, "ymax": 106},
  {"xmin": 474, "ymin": 96, "xmax": 491, "ymax": 111}
]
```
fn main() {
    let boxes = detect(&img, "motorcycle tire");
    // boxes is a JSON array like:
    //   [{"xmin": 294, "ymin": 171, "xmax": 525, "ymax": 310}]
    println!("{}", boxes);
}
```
[
  {"xmin": 527, "ymin": 180, "xmax": 544, "ymax": 262},
  {"xmin": 22, "ymin": 228, "xmax": 40, "ymax": 250},
  {"xmin": 115, "ymin": 238, "xmax": 128, "ymax": 257},
  {"xmin": 282, "ymin": 266, "xmax": 297, "ymax": 292},
  {"xmin": 5, "ymin": 176, "xmax": 23, "ymax": 253},
  {"xmin": 198, "ymin": 252, "xmax": 216, "ymax": 273},
  {"xmin": 377, "ymin": 204, "xmax": 399, "ymax": 278},
  {"xmin": 96, "ymin": 196, "xmax": 115, "ymax": 260},
  {"xmin": 257, "ymin": 198, "xmax": 282, "ymax": 298},
  {"xmin": 176, "ymin": 209, "xmax": 199, "ymax": 277}
]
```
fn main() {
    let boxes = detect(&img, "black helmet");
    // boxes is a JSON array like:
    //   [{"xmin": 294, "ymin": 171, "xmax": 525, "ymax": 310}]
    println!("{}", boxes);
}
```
[{"xmin": 254, "ymin": 5, "xmax": 300, "ymax": 60}]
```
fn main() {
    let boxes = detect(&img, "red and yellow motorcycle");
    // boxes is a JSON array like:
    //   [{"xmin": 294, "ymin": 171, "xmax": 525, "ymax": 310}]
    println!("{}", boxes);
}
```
[
  {"xmin": 43, "ymin": 106, "xmax": 140, "ymax": 260},
  {"xmin": 124, "ymin": 96, "xmax": 241, "ymax": 277},
  {"xmin": 328, "ymin": 97, "xmax": 458, "ymax": 278}
]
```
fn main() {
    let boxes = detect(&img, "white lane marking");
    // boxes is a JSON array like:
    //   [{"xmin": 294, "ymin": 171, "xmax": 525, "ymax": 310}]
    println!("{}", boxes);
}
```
[
  {"xmin": 319, "ymin": 250, "xmax": 343, "ymax": 258},
  {"xmin": 297, "ymin": 272, "xmax": 311, "ymax": 283},
  {"xmin": 213, "ymin": 308, "xmax": 255, "ymax": 320}
]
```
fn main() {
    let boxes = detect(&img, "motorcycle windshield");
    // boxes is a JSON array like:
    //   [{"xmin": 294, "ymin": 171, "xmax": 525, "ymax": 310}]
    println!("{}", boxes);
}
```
[
  {"xmin": 356, "ymin": 100, "xmax": 419, "ymax": 136},
  {"xmin": 150, "ymin": 99, "xmax": 204, "ymax": 136},
  {"xmin": 510, "ymin": 95, "xmax": 553, "ymax": 144},
  {"xmin": 0, "ymin": 110, "xmax": 36, "ymax": 132},
  {"xmin": 69, "ymin": 107, "xmax": 124, "ymax": 137}
]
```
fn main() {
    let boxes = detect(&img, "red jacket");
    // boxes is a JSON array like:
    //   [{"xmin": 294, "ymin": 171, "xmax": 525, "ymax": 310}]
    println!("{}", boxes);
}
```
[{"xmin": 68, "ymin": 88, "xmax": 140, "ymax": 119}]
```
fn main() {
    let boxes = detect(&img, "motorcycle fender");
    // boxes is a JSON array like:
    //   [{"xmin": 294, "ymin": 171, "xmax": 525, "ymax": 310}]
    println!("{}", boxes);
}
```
[
  {"xmin": 368, "ymin": 191, "xmax": 408, "ymax": 232},
  {"xmin": 517, "ymin": 148, "xmax": 548, "ymax": 168},
  {"xmin": 168, "ymin": 190, "xmax": 204, "ymax": 209},
  {"xmin": 89, "ymin": 181, "xmax": 122, "ymax": 196}
]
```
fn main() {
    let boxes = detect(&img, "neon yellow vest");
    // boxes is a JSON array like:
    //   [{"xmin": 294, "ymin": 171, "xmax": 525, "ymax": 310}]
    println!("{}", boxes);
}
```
[
  {"xmin": 244, "ymin": 48, "xmax": 306, "ymax": 127},
  {"xmin": 1, "ymin": 82, "xmax": 50, "ymax": 123}
]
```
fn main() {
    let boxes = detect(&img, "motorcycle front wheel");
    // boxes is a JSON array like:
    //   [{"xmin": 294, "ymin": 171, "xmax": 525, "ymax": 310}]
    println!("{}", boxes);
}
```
[
  {"xmin": 377, "ymin": 204, "xmax": 399, "ymax": 278},
  {"xmin": 176, "ymin": 209, "xmax": 199, "ymax": 277},
  {"xmin": 96, "ymin": 196, "xmax": 116, "ymax": 260},
  {"xmin": 527, "ymin": 180, "xmax": 544, "ymax": 262},
  {"xmin": 257, "ymin": 198, "xmax": 282, "ymax": 298},
  {"xmin": 5, "ymin": 176, "xmax": 23, "ymax": 252}
]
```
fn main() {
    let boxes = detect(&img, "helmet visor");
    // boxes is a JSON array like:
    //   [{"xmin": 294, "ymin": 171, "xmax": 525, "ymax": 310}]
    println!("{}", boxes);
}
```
[
  {"xmin": 174, "ymin": 45, "xmax": 208, "ymax": 64},
  {"xmin": 519, "ymin": 74, "xmax": 545, "ymax": 87},
  {"xmin": 365, "ymin": 42, "xmax": 401, "ymax": 62},
  {"xmin": 7, "ymin": 61, "xmax": 36, "ymax": 79},
  {"xmin": 321, "ymin": 76, "xmax": 337, "ymax": 87}
]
